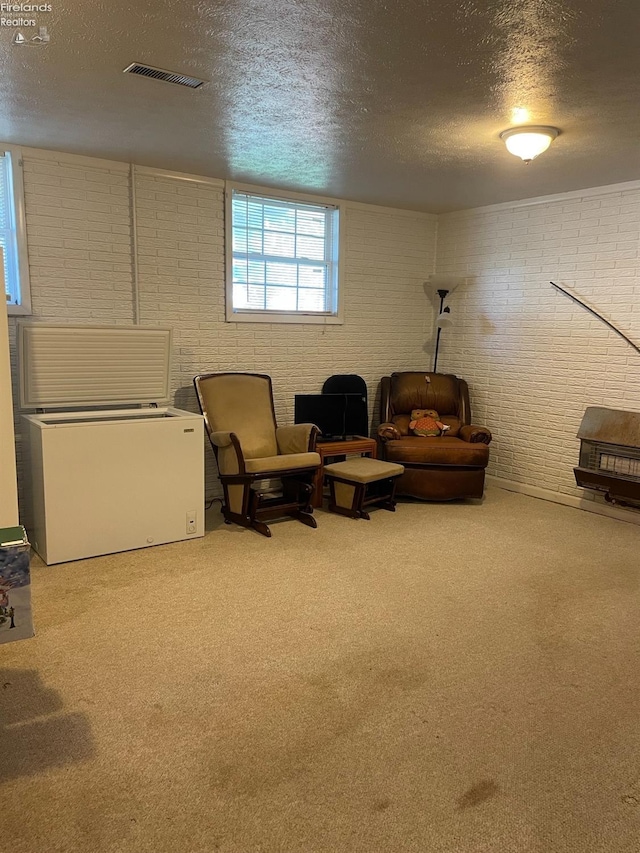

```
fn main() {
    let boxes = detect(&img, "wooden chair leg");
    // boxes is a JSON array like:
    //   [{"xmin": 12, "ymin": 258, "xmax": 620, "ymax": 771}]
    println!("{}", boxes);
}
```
[
  {"xmin": 327, "ymin": 478, "xmax": 364, "ymax": 519},
  {"xmin": 292, "ymin": 510, "xmax": 318, "ymax": 529},
  {"xmin": 219, "ymin": 472, "xmax": 318, "ymax": 537},
  {"xmin": 251, "ymin": 520, "xmax": 272, "ymax": 537},
  {"xmin": 379, "ymin": 477, "xmax": 399, "ymax": 511},
  {"xmin": 325, "ymin": 474, "xmax": 402, "ymax": 519}
]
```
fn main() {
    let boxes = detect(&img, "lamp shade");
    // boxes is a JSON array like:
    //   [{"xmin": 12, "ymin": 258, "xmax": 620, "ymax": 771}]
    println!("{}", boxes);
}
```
[
  {"xmin": 425, "ymin": 275, "xmax": 463, "ymax": 296},
  {"xmin": 436, "ymin": 309, "xmax": 453, "ymax": 329},
  {"xmin": 500, "ymin": 126, "xmax": 559, "ymax": 162}
]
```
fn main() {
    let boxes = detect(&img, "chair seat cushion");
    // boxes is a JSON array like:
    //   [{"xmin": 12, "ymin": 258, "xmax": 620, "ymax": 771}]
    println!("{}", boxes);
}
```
[
  {"xmin": 245, "ymin": 451, "xmax": 320, "ymax": 474},
  {"xmin": 384, "ymin": 436, "xmax": 489, "ymax": 467},
  {"xmin": 323, "ymin": 457, "xmax": 405, "ymax": 484}
]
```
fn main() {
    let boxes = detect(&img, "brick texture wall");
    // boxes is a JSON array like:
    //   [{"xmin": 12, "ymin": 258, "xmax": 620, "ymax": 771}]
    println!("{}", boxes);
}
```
[
  {"xmin": 435, "ymin": 184, "xmax": 640, "ymax": 500},
  {"xmin": 9, "ymin": 148, "xmax": 437, "ymax": 501},
  {"xmin": 12, "ymin": 147, "xmax": 639, "ymax": 507},
  {"xmin": 21, "ymin": 156, "xmax": 133, "ymax": 322}
]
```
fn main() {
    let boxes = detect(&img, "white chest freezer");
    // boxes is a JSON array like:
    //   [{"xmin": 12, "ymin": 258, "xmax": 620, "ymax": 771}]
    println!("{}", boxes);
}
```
[{"xmin": 18, "ymin": 323, "xmax": 205, "ymax": 565}]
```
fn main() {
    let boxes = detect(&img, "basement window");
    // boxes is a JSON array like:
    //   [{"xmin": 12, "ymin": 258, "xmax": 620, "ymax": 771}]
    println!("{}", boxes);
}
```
[
  {"xmin": 1, "ymin": 149, "xmax": 31, "ymax": 315},
  {"xmin": 226, "ymin": 185, "xmax": 341, "ymax": 324}
]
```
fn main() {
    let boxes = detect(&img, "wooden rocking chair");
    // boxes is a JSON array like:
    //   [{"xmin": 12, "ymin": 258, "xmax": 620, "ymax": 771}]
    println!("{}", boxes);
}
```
[{"xmin": 194, "ymin": 372, "xmax": 321, "ymax": 537}]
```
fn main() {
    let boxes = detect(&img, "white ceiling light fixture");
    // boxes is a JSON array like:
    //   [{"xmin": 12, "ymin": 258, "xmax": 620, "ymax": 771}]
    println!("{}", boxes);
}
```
[{"xmin": 499, "ymin": 126, "xmax": 560, "ymax": 163}]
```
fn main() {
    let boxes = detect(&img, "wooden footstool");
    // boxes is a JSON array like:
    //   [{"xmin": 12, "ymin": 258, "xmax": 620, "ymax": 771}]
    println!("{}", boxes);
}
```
[{"xmin": 323, "ymin": 457, "xmax": 405, "ymax": 520}]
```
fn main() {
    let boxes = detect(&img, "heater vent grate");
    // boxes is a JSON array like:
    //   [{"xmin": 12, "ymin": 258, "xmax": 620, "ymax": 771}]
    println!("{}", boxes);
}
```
[
  {"xmin": 123, "ymin": 63, "xmax": 205, "ymax": 89},
  {"xmin": 583, "ymin": 441, "xmax": 640, "ymax": 483},
  {"xmin": 575, "ymin": 408, "xmax": 640, "ymax": 507}
]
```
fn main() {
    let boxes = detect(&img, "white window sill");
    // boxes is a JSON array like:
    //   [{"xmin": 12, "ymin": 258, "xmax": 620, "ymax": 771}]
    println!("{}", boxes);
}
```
[
  {"xmin": 226, "ymin": 310, "xmax": 343, "ymax": 325},
  {"xmin": 7, "ymin": 303, "xmax": 32, "ymax": 317}
]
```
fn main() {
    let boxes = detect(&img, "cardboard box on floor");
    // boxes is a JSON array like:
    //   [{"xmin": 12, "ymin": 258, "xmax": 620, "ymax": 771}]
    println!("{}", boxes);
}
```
[{"xmin": 0, "ymin": 525, "xmax": 34, "ymax": 644}]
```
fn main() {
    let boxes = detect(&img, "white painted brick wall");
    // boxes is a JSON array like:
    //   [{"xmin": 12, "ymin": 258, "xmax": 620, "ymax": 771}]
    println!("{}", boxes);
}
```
[
  {"xmin": 22, "ymin": 156, "xmax": 133, "ymax": 321},
  {"xmin": 436, "ymin": 185, "xmax": 640, "ymax": 500},
  {"xmin": 135, "ymin": 173, "xmax": 437, "ymax": 496},
  {"xmin": 10, "ymin": 147, "xmax": 640, "ymax": 512},
  {"xmin": 9, "ymin": 149, "xmax": 437, "ymax": 503}
]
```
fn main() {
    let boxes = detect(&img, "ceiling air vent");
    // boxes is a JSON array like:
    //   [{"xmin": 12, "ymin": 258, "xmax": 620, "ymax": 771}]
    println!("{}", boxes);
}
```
[{"xmin": 123, "ymin": 62, "xmax": 206, "ymax": 89}]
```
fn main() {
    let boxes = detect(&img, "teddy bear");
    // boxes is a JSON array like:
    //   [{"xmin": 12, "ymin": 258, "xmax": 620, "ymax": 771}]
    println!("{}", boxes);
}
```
[{"xmin": 409, "ymin": 408, "xmax": 450, "ymax": 437}]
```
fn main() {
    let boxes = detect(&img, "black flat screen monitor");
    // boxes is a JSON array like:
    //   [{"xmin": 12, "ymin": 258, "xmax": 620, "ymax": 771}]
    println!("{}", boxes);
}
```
[{"xmin": 294, "ymin": 393, "xmax": 367, "ymax": 440}]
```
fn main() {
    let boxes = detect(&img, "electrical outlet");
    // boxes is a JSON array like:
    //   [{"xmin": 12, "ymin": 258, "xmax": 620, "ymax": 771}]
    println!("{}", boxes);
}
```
[{"xmin": 186, "ymin": 511, "xmax": 197, "ymax": 534}]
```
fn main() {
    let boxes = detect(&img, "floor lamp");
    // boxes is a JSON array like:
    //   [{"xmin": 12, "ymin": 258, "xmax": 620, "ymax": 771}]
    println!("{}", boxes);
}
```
[
  {"xmin": 432, "ymin": 288, "xmax": 453, "ymax": 373},
  {"xmin": 425, "ymin": 275, "xmax": 463, "ymax": 373}
]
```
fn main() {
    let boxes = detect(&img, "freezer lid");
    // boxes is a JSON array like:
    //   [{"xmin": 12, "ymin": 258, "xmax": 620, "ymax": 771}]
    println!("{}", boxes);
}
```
[
  {"xmin": 22, "ymin": 406, "xmax": 200, "ymax": 426},
  {"xmin": 18, "ymin": 323, "xmax": 173, "ymax": 409}
]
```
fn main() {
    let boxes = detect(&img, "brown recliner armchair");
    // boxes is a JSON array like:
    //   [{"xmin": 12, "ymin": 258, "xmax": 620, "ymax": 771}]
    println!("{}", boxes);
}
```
[{"xmin": 378, "ymin": 372, "xmax": 492, "ymax": 500}]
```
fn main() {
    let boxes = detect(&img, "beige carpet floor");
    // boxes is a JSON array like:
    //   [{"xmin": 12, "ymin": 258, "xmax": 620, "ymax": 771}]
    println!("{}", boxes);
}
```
[{"xmin": 1, "ymin": 486, "xmax": 640, "ymax": 853}]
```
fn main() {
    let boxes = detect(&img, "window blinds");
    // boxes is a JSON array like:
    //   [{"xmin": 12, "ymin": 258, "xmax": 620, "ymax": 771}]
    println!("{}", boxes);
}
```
[{"xmin": 231, "ymin": 191, "xmax": 338, "ymax": 314}]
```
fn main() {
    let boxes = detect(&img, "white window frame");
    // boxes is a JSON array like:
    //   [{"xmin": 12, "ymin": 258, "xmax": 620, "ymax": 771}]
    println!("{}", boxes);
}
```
[
  {"xmin": 2, "ymin": 145, "xmax": 31, "ymax": 315},
  {"xmin": 225, "ymin": 182, "xmax": 343, "ymax": 324}
]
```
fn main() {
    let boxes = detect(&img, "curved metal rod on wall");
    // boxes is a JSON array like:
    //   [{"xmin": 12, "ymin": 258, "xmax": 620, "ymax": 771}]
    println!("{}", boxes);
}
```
[{"xmin": 550, "ymin": 281, "xmax": 640, "ymax": 357}]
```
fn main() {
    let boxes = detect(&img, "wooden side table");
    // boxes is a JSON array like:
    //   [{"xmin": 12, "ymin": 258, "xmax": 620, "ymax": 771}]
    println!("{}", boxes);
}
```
[{"xmin": 312, "ymin": 436, "xmax": 377, "ymax": 508}]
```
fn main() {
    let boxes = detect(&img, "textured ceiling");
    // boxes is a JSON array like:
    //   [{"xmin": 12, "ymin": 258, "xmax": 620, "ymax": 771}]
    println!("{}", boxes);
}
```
[{"xmin": 0, "ymin": 0, "xmax": 638, "ymax": 212}]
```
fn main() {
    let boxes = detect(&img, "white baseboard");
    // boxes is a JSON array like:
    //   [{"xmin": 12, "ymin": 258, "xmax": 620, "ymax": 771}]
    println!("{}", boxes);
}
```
[{"xmin": 486, "ymin": 475, "xmax": 640, "ymax": 527}]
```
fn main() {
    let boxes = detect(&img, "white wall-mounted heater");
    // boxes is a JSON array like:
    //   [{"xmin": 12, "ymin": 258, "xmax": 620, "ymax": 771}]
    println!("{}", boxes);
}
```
[{"xmin": 18, "ymin": 323, "xmax": 204, "ymax": 565}]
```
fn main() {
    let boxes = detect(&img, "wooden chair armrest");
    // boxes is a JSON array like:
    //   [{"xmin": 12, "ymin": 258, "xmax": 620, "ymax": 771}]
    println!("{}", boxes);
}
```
[{"xmin": 209, "ymin": 430, "xmax": 234, "ymax": 448}]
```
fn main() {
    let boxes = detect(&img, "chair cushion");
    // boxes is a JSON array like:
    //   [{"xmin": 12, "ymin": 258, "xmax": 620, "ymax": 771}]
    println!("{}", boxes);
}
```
[
  {"xmin": 384, "ymin": 436, "xmax": 489, "ymax": 467},
  {"xmin": 245, "ymin": 451, "xmax": 320, "ymax": 474},
  {"xmin": 393, "ymin": 413, "xmax": 462, "ymax": 437},
  {"xmin": 323, "ymin": 457, "xmax": 404, "ymax": 484},
  {"xmin": 198, "ymin": 373, "xmax": 279, "ymax": 459}
]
